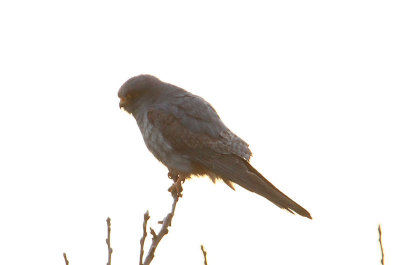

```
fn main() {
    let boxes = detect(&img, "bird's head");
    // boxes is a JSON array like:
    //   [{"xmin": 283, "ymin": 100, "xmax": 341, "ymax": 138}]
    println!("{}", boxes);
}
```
[{"xmin": 118, "ymin": 74, "xmax": 161, "ymax": 113}]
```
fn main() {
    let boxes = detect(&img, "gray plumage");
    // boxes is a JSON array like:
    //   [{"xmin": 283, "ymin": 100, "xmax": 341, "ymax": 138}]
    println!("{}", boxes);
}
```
[{"xmin": 119, "ymin": 74, "xmax": 311, "ymax": 219}]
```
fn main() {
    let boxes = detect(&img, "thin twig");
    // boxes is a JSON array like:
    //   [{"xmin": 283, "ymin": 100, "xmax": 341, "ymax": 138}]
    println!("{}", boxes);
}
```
[
  {"xmin": 378, "ymin": 224, "xmax": 385, "ymax": 265},
  {"xmin": 201, "ymin": 245, "xmax": 208, "ymax": 265},
  {"xmin": 142, "ymin": 193, "xmax": 179, "ymax": 265},
  {"xmin": 149, "ymin": 228, "xmax": 157, "ymax": 239},
  {"xmin": 106, "ymin": 217, "xmax": 113, "ymax": 265},
  {"xmin": 63, "ymin": 252, "xmax": 69, "ymax": 265},
  {"xmin": 139, "ymin": 211, "xmax": 150, "ymax": 265}
]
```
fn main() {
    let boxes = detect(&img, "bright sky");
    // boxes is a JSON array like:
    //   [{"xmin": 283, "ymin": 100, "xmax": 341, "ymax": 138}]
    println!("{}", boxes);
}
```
[{"xmin": 1, "ymin": 1, "xmax": 399, "ymax": 265}]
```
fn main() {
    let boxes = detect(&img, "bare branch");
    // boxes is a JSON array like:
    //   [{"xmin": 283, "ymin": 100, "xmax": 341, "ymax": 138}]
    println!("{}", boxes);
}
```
[
  {"xmin": 63, "ymin": 252, "xmax": 69, "ymax": 265},
  {"xmin": 200, "ymin": 245, "xmax": 208, "ymax": 265},
  {"xmin": 149, "ymin": 227, "xmax": 157, "ymax": 239},
  {"xmin": 106, "ymin": 217, "xmax": 113, "ymax": 265},
  {"xmin": 378, "ymin": 224, "xmax": 385, "ymax": 265},
  {"xmin": 142, "ymin": 192, "xmax": 180, "ymax": 265},
  {"xmin": 139, "ymin": 211, "xmax": 150, "ymax": 265}
]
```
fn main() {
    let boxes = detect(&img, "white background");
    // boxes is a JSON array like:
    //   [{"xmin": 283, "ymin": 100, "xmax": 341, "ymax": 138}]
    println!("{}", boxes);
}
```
[{"xmin": 1, "ymin": 1, "xmax": 399, "ymax": 264}]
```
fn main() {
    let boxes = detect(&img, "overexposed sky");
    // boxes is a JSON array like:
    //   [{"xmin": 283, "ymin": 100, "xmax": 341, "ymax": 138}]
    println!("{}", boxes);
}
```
[{"xmin": 1, "ymin": 1, "xmax": 399, "ymax": 264}]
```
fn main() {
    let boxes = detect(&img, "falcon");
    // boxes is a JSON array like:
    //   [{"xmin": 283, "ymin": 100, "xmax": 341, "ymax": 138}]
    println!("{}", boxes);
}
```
[{"xmin": 118, "ymin": 75, "xmax": 311, "ymax": 219}]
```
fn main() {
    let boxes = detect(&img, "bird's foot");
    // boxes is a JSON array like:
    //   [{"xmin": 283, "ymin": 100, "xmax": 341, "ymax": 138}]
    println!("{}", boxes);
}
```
[
  {"xmin": 168, "ymin": 182, "xmax": 183, "ymax": 197},
  {"xmin": 168, "ymin": 174, "xmax": 186, "ymax": 197}
]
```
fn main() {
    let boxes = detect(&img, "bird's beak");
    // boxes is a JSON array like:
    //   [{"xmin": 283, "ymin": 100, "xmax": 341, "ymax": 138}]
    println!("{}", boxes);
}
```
[{"xmin": 119, "ymin": 97, "xmax": 127, "ymax": 109}]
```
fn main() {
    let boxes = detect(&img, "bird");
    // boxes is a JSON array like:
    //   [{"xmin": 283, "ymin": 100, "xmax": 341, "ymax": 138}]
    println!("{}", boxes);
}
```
[{"xmin": 118, "ymin": 74, "xmax": 312, "ymax": 219}]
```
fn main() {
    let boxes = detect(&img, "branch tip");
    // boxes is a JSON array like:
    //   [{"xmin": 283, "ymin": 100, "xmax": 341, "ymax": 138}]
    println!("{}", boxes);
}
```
[
  {"xmin": 378, "ymin": 224, "xmax": 384, "ymax": 265},
  {"xmin": 63, "ymin": 252, "xmax": 69, "ymax": 265},
  {"xmin": 201, "ymin": 245, "xmax": 208, "ymax": 265},
  {"xmin": 106, "ymin": 217, "xmax": 113, "ymax": 265}
]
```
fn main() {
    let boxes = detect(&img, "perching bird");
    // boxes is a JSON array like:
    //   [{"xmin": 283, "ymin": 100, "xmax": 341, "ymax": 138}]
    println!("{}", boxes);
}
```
[{"xmin": 118, "ymin": 75, "xmax": 311, "ymax": 219}]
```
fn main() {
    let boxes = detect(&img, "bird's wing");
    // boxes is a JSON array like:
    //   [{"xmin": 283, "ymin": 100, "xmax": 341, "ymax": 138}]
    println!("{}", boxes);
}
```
[{"xmin": 149, "ymin": 94, "xmax": 252, "ymax": 160}]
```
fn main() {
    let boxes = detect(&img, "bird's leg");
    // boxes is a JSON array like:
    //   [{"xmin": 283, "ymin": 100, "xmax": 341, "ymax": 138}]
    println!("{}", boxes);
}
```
[
  {"xmin": 168, "ymin": 172, "xmax": 179, "ymax": 182},
  {"xmin": 168, "ymin": 173, "xmax": 187, "ymax": 197}
]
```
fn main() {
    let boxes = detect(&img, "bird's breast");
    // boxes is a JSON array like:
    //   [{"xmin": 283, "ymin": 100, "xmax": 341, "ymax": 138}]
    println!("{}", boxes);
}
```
[{"xmin": 136, "ymin": 113, "xmax": 193, "ymax": 173}]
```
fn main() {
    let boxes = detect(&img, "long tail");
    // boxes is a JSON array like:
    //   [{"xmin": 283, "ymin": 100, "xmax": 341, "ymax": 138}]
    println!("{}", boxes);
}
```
[{"xmin": 203, "ymin": 155, "xmax": 312, "ymax": 219}]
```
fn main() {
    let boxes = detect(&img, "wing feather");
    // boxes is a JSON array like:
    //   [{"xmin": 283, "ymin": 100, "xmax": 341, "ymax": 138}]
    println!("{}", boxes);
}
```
[{"xmin": 147, "ymin": 106, "xmax": 251, "ymax": 160}]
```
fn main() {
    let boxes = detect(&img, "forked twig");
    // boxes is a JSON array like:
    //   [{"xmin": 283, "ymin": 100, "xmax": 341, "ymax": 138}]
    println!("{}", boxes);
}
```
[{"xmin": 140, "ymin": 192, "xmax": 180, "ymax": 265}]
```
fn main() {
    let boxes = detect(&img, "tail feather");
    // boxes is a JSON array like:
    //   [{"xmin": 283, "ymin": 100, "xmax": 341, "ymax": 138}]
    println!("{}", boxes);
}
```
[{"xmin": 202, "ymin": 155, "xmax": 312, "ymax": 219}]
